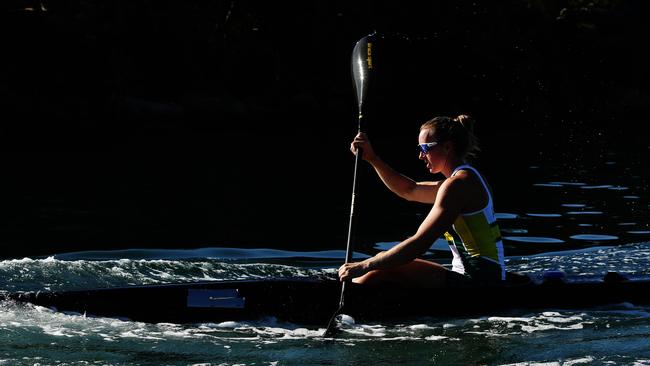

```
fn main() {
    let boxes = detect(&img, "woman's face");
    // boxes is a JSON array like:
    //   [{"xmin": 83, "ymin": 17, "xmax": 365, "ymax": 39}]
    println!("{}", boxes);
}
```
[{"xmin": 418, "ymin": 128, "xmax": 447, "ymax": 174}]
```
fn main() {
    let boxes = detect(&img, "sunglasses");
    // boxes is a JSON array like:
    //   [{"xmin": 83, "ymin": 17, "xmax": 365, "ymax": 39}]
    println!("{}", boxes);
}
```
[{"xmin": 417, "ymin": 141, "xmax": 438, "ymax": 154}]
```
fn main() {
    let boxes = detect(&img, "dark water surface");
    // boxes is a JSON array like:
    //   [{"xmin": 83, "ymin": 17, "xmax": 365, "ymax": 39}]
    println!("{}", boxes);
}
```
[{"xmin": 2, "ymin": 126, "xmax": 649, "ymax": 259}]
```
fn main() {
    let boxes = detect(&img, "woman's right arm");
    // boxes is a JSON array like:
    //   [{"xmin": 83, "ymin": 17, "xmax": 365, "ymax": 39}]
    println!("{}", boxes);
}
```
[{"xmin": 351, "ymin": 133, "xmax": 442, "ymax": 204}]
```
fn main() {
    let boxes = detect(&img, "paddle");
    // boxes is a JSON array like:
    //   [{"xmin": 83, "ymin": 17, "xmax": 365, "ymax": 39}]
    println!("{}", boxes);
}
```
[{"xmin": 324, "ymin": 32, "xmax": 375, "ymax": 337}]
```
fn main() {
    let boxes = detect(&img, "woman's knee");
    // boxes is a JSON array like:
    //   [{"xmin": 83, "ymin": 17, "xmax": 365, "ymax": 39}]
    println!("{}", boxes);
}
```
[
  {"xmin": 352, "ymin": 269, "xmax": 386, "ymax": 285},
  {"xmin": 352, "ymin": 260, "xmax": 448, "ymax": 288}
]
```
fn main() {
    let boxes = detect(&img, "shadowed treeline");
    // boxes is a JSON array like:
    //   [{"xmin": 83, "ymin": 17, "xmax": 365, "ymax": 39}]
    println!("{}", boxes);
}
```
[{"xmin": 1, "ymin": 1, "xmax": 649, "ymax": 257}]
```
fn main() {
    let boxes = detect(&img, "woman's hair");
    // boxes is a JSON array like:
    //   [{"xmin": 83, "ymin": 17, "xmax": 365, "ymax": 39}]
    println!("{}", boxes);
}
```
[{"xmin": 420, "ymin": 115, "xmax": 480, "ymax": 159}]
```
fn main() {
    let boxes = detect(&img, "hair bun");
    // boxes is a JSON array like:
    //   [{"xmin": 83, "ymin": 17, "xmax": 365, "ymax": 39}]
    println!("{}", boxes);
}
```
[{"xmin": 455, "ymin": 114, "xmax": 474, "ymax": 132}]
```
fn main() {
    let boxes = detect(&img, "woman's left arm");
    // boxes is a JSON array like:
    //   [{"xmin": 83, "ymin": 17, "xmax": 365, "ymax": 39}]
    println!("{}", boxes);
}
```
[{"xmin": 338, "ymin": 177, "xmax": 468, "ymax": 281}]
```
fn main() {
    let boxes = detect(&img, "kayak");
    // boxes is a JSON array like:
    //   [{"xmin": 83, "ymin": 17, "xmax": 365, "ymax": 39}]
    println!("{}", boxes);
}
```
[{"xmin": 3, "ymin": 271, "xmax": 650, "ymax": 325}]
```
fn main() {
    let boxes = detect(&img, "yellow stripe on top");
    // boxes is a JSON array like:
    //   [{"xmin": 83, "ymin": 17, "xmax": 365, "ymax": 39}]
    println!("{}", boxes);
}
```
[{"xmin": 452, "ymin": 211, "xmax": 502, "ymax": 261}]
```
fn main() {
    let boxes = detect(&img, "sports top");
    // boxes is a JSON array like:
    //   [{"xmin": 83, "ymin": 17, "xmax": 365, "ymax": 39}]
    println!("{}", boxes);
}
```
[{"xmin": 444, "ymin": 164, "xmax": 506, "ymax": 281}]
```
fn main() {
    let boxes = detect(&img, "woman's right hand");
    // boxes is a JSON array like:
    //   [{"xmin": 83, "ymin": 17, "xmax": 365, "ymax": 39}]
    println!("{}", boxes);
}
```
[{"xmin": 350, "ymin": 132, "xmax": 377, "ymax": 162}]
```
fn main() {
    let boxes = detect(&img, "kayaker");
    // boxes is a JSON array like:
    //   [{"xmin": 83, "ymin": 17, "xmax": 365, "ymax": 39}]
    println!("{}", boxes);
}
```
[{"xmin": 338, "ymin": 115, "xmax": 505, "ymax": 287}]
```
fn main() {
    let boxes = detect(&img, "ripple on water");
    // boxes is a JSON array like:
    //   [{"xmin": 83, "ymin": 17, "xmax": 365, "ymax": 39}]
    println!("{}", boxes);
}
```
[
  {"xmin": 495, "ymin": 213, "xmax": 519, "ymax": 220},
  {"xmin": 526, "ymin": 213, "xmax": 562, "ymax": 218},
  {"xmin": 501, "ymin": 228, "xmax": 529, "ymax": 234},
  {"xmin": 581, "ymin": 185, "xmax": 614, "ymax": 190},
  {"xmin": 549, "ymin": 182, "xmax": 586, "ymax": 186},
  {"xmin": 569, "ymin": 234, "xmax": 619, "ymax": 241},
  {"xmin": 608, "ymin": 186, "xmax": 630, "ymax": 191},
  {"xmin": 503, "ymin": 236, "xmax": 565, "ymax": 244}
]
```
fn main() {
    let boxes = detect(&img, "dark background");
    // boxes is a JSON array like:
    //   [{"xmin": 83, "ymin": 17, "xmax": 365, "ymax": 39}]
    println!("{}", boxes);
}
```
[{"xmin": 1, "ymin": 1, "xmax": 649, "ymax": 258}]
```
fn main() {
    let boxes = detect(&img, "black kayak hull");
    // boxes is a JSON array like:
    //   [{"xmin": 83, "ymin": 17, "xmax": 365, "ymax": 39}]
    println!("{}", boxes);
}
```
[{"xmin": 5, "ymin": 272, "xmax": 650, "ymax": 325}]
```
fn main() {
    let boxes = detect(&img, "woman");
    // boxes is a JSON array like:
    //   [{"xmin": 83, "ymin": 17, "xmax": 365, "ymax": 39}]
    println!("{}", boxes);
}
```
[{"xmin": 338, "ymin": 115, "xmax": 505, "ymax": 287}]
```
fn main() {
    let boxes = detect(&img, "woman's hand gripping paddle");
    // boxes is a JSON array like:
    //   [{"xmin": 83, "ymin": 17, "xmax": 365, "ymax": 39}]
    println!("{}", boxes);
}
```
[{"xmin": 324, "ymin": 32, "xmax": 375, "ymax": 337}]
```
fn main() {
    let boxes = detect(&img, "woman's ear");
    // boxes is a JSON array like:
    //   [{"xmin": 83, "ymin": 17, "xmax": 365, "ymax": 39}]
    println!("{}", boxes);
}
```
[{"xmin": 444, "ymin": 141, "xmax": 453, "ymax": 152}]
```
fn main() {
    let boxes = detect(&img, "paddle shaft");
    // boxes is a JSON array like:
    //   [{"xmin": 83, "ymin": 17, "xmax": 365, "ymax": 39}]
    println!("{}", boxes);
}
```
[
  {"xmin": 338, "ymin": 112, "xmax": 364, "ymax": 309},
  {"xmin": 324, "ymin": 116, "xmax": 363, "ymax": 338}
]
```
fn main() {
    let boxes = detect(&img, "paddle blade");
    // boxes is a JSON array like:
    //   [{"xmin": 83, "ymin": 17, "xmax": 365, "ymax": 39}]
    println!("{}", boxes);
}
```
[
  {"xmin": 351, "ymin": 33, "xmax": 376, "ymax": 113},
  {"xmin": 324, "ymin": 310, "xmax": 356, "ymax": 337},
  {"xmin": 323, "ymin": 310, "xmax": 343, "ymax": 337}
]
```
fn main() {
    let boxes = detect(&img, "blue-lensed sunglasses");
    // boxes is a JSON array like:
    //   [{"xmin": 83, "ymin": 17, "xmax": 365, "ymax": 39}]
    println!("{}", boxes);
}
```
[{"xmin": 417, "ymin": 141, "xmax": 438, "ymax": 154}]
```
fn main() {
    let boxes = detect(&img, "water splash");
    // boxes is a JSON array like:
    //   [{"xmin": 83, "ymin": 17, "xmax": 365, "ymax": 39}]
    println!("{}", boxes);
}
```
[
  {"xmin": 0, "ymin": 256, "xmax": 335, "ymax": 292},
  {"xmin": 506, "ymin": 242, "xmax": 650, "ymax": 276}
]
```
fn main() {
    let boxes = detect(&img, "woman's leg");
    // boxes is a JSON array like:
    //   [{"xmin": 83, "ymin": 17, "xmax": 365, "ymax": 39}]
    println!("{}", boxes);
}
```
[{"xmin": 352, "ymin": 259, "xmax": 450, "ymax": 288}]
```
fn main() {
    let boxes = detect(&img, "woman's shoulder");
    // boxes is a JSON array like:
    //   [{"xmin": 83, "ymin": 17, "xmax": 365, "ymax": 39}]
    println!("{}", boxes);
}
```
[
  {"xmin": 439, "ymin": 172, "xmax": 471, "ymax": 195},
  {"xmin": 452, "ymin": 165, "xmax": 487, "ymax": 183},
  {"xmin": 445, "ymin": 167, "xmax": 491, "ymax": 211},
  {"xmin": 448, "ymin": 168, "xmax": 474, "ymax": 184},
  {"xmin": 444, "ymin": 168, "xmax": 486, "ymax": 195}
]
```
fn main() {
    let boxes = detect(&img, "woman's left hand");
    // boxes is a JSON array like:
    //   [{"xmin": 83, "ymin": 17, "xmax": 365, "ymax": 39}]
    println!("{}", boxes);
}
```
[{"xmin": 338, "ymin": 261, "xmax": 370, "ymax": 281}]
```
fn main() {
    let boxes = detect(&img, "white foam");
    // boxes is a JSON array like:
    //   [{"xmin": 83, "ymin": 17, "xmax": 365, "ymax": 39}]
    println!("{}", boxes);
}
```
[
  {"xmin": 564, "ymin": 357, "xmax": 596, "ymax": 365},
  {"xmin": 424, "ymin": 335, "xmax": 448, "ymax": 341},
  {"xmin": 408, "ymin": 324, "xmax": 436, "ymax": 330},
  {"xmin": 214, "ymin": 321, "xmax": 241, "ymax": 328},
  {"xmin": 541, "ymin": 315, "xmax": 584, "ymax": 324},
  {"xmin": 521, "ymin": 323, "xmax": 584, "ymax": 333},
  {"xmin": 488, "ymin": 316, "xmax": 535, "ymax": 323},
  {"xmin": 499, "ymin": 356, "xmax": 596, "ymax": 366},
  {"xmin": 337, "ymin": 314, "xmax": 356, "ymax": 326},
  {"xmin": 339, "ymin": 323, "xmax": 387, "ymax": 337}
]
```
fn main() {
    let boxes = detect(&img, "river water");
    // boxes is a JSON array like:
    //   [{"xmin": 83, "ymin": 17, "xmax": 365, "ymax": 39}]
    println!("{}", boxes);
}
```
[
  {"xmin": 1, "ymin": 129, "xmax": 650, "ymax": 365},
  {"xmin": 1, "ymin": 242, "xmax": 650, "ymax": 366}
]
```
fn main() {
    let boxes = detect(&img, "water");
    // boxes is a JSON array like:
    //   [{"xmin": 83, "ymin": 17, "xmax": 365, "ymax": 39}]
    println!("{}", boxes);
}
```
[
  {"xmin": 2, "ymin": 124, "xmax": 649, "ymax": 365},
  {"xmin": 1, "ymin": 242, "xmax": 650, "ymax": 365},
  {"xmin": 1, "ymin": 148, "xmax": 649, "ymax": 365}
]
